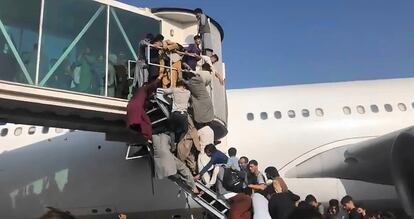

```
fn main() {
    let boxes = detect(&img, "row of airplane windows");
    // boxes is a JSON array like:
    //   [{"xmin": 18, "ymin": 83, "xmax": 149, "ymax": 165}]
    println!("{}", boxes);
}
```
[
  {"xmin": 246, "ymin": 102, "xmax": 414, "ymax": 121},
  {"xmin": 0, "ymin": 127, "xmax": 68, "ymax": 137}
]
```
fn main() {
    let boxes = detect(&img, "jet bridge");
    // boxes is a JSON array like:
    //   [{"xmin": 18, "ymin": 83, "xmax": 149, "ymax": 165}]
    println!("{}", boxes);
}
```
[{"xmin": 0, "ymin": 0, "xmax": 227, "ymax": 144}]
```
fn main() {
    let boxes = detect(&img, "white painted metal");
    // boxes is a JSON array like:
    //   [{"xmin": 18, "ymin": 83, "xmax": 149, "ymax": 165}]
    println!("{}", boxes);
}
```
[
  {"xmin": 35, "ymin": 0, "xmax": 46, "ymax": 85},
  {"xmin": 105, "ymin": 5, "xmax": 110, "ymax": 97},
  {"xmin": 227, "ymin": 78, "xmax": 414, "ymax": 203}
]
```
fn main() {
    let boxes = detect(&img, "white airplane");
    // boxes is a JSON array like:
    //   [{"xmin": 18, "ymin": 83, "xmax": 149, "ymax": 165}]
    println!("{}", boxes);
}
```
[{"xmin": 1, "ymin": 77, "xmax": 413, "ymax": 218}]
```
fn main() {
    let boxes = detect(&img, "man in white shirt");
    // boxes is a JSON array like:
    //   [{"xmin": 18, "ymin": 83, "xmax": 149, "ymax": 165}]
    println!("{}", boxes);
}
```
[
  {"xmin": 196, "ymin": 54, "xmax": 224, "ymax": 85},
  {"xmin": 161, "ymin": 80, "xmax": 191, "ymax": 141}
]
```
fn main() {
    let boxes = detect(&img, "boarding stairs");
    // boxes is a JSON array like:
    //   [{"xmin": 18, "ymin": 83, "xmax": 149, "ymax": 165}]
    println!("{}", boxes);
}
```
[
  {"xmin": 172, "ymin": 178, "xmax": 230, "ymax": 219},
  {"xmin": 124, "ymin": 90, "xmax": 230, "ymax": 218}
]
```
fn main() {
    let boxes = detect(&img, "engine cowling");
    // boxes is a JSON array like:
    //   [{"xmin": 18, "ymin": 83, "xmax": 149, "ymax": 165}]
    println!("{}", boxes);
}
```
[{"xmin": 391, "ymin": 131, "xmax": 414, "ymax": 217}]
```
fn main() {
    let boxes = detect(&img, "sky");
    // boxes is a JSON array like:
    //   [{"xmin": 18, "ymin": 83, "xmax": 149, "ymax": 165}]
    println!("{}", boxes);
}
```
[{"xmin": 122, "ymin": 0, "xmax": 414, "ymax": 89}]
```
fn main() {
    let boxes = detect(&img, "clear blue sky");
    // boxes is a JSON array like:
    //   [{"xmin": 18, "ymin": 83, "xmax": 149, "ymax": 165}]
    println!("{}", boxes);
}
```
[{"xmin": 122, "ymin": 0, "xmax": 414, "ymax": 89}]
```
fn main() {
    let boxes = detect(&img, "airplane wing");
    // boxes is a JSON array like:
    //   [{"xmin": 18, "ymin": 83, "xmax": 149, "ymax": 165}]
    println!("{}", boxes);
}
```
[{"xmin": 285, "ymin": 126, "xmax": 414, "ymax": 216}]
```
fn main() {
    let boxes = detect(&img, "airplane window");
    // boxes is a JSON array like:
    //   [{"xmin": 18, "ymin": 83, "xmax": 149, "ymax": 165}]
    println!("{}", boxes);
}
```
[
  {"xmin": 288, "ymin": 110, "xmax": 296, "ymax": 118},
  {"xmin": 315, "ymin": 108, "xmax": 324, "ymax": 117},
  {"xmin": 384, "ymin": 104, "xmax": 393, "ymax": 112},
  {"xmin": 247, "ymin": 113, "xmax": 254, "ymax": 121},
  {"xmin": 260, "ymin": 112, "xmax": 268, "ymax": 120},
  {"xmin": 1, "ymin": 128, "xmax": 8, "ymax": 137},
  {"xmin": 55, "ymin": 128, "xmax": 63, "ymax": 133},
  {"xmin": 412, "ymin": 102, "xmax": 414, "ymax": 109},
  {"xmin": 398, "ymin": 103, "xmax": 407, "ymax": 111},
  {"xmin": 356, "ymin": 105, "xmax": 365, "ymax": 114},
  {"xmin": 42, "ymin": 127, "xmax": 49, "ymax": 134},
  {"xmin": 343, "ymin": 107, "xmax": 351, "ymax": 115},
  {"xmin": 274, "ymin": 111, "xmax": 282, "ymax": 119},
  {"xmin": 14, "ymin": 127, "xmax": 22, "ymax": 136},
  {"xmin": 370, "ymin": 105, "xmax": 379, "ymax": 113},
  {"xmin": 302, "ymin": 109, "xmax": 310, "ymax": 117},
  {"xmin": 28, "ymin": 127, "xmax": 36, "ymax": 135}
]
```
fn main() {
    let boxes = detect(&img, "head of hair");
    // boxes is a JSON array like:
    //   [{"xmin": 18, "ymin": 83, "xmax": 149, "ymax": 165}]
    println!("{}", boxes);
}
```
[
  {"xmin": 38, "ymin": 207, "xmax": 76, "ymax": 219},
  {"xmin": 176, "ymin": 80, "xmax": 187, "ymax": 89},
  {"xmin": 288, "ymin": 208, "xmax": 323, "ymax": 219},
  {"xmin": 264, "ymin": 166, "xmax": 280, "ymax": 179},
  {"xmin": 340, "ymin": 195, "xmax": 353, "ymax": 205},
  {"xmin": 145, "ymin": 33, "xmax": 154, "ymax": 40},
  {"xmin": 194, "ymin": 35, "xmax": 201, "ymax": 40},
  {"xmin": 152, "ymin": 34, "xmax": 164, "ymax": 43},
  {"xmin": 329, "ymin": 199, "xmax": 339, "ymax": 207},
  {"xmin": 201, "ymin": 63, "xmax": 212, "ymax": 71},
  {"xmin": 228, "ymin": 147, "xmax": 237, "ymax": 157},
  {"xmin": 211, "ymin": 54, "xmax": 219, "ymax": 62},
  {"xmin": 248, "ymin": 159, "xmax": 258, "ymax": 166},
  {"xmin": 298, "ymin": 201, "xmax": 311, "ymax": 209},
  {"xmin": 305, "ymin": 194, "xmax": 317, "ymax": 203},
  {"xmin": 194, "ymin": 8, "xmax": 203, "ymax": 14},
  {"xmin": 204, "ymin": 144, "xmax": 217, "ymax": 154},
  {"xmin": 240, "ymin": 156, "xmax": 249, "ymax": 163}
]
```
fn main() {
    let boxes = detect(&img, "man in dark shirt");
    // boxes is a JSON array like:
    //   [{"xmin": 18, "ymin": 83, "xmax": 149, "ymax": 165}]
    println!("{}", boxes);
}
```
[
  {"xmin": 341, "ymin": 195, "xmax": 363, "ymax": 219},
  {"xmin": 183, "ymin": 35, "xmax": 202, "ymax": 70},
  {"xmin": 194, "ymin": 144, "xmax": 228, "ymax": 180},
  {"xmin": 247, "ymin": 160, "xmax": 266, "ymax": 192}
]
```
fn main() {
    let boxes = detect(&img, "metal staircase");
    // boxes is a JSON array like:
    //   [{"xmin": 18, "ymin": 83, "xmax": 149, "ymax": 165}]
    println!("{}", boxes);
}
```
[
  {"xmin": 125, "ymin": 89, "xmax": 230, "ymax": 218},
  {"xmin": 172, "ymin": 178, "xmax": 230, "ymax": 219}
]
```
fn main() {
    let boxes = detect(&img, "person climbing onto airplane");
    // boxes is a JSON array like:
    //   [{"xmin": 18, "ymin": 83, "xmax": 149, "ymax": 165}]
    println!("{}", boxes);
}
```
[
  {"xmin": 134, "ymin": 33, "xmax": 154, "ymax": 88},
  {"xmin": 126, "ymin": 71, "xmax": 164, "ymax": 142},
  {"xmin": 152, "ymin": 133, "xmax": 199, "ymax": 194},
  {"xmin": 160, "ymin": 80, "xmax": 191, "ymax": 142},
  {"xmin": 196, "ymin": 54, "xmax": 224, "ymax": 85},
  {"xmin": 182, "ymin": 35, "xmax": 202, "ymax": 70},
  {"xmin": 194, "ymin": 144, "xmax": 228, "ymax": 187}
]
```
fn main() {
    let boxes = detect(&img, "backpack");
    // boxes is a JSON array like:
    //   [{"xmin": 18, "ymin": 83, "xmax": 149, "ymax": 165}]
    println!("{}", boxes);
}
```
[{"xmin": 222, "ymin": 167, "xmax": 244, "ymax": 193}]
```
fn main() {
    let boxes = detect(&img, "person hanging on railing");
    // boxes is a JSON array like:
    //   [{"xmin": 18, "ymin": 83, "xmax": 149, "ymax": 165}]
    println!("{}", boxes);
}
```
[
  {"xmin": 159, "ymin": 80, "xmax": 191, "ymax": 142},
  {"xmin": 148, "ymin": 34, "xmax": 164, "ymax": 82},
  {"xmin": 127, "ymin": 71, "xmax": 164, "ymax": 142},
  {"xmin": 160, "ymin": 39, "xmax": 183, "ymax": 88},
  {"xmin": 182, "ymin": 35, "xmax": 202, "ymax": 71},
  {"xmin": 134, "ymin": 33, "xmax": 153, "ymax": 88},
  {"xmin": 176, "ymin": 115, "xmax": 201, "ymax": 175},
  {"xmin": 181, "ymin": 68, "xmax": 216, "ymax": 174},
  {"xmin": 194, "ymin": 143, "xmax": 228, "ymax": 188},
  {"xmin": 197, "ymin": 54, "xmax": 224, "ymax": 85}
]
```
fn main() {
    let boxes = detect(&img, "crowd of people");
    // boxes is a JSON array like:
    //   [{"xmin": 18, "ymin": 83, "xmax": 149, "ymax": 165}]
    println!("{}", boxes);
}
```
[
  {"xmin": 29, "ymin": 8, "xmax": 403, "ymax": 219},
  {"xmin": 127, "ymin": 8, "xmax": 224, "ymax": 196},
  {"xmin": 193, "ymin": 146, "xmax": 397, "ymax": 219}
]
